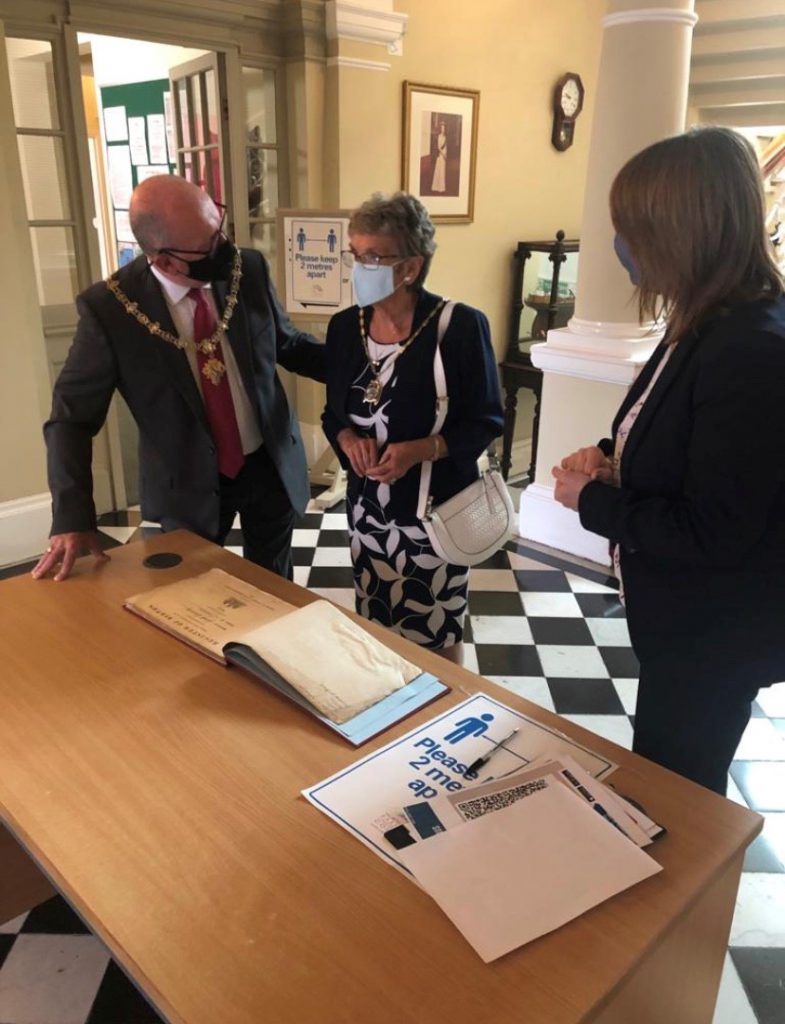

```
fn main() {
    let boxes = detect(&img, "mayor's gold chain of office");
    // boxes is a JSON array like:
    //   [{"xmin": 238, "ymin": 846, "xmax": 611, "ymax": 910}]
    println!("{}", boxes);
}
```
[
  {"xmin": 359, "ymin": 299, "xmax": 444, "ymax": 406},
  {"xmin": 105, "ymin": 248, "xmax": 243, "ymax": 385}
]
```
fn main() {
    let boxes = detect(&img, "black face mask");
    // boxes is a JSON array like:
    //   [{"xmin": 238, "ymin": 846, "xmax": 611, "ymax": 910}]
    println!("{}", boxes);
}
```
[{"xmin": 180, "ymin": 238, "xmax": 235, "ymax": 282}]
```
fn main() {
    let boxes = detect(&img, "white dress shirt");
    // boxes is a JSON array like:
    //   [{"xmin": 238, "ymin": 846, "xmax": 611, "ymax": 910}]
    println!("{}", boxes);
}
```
[{"xmin": 150, "ymin": 264, "xmax": 263, "ymax": 454}]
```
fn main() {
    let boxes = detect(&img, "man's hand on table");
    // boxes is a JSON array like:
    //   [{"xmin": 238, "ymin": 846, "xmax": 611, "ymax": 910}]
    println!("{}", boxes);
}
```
[{"xmin": 31, "ymin": 531, "xmax": 110, "ymax": 582}]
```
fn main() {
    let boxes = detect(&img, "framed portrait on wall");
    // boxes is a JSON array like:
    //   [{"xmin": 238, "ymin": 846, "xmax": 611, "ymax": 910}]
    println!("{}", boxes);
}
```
[{"xmin": 402, "ymin": 81, "xmax": 480, "ymax": 224}]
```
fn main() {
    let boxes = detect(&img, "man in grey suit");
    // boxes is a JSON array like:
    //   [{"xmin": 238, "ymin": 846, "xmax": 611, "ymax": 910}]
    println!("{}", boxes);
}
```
[{"xmin": 33, "ymin": 175, "xmax": 325, "ymax": 582}]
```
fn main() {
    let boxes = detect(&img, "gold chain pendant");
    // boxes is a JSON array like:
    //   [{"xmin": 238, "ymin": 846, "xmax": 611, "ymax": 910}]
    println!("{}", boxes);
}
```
[
  {"xmin": 358, "ymin": 298, "xmax": 445, "ymax": 408},
  {"xmin": 363, "ymin": 377, "xmax": 383, "ymax": 406},
  {"xmin": 105, "ymin": 249, "xmax": 244, "ymax": 357},
  {"xmin": 201, "ymin": 357, "xmax": 227, "ymax": 385}
]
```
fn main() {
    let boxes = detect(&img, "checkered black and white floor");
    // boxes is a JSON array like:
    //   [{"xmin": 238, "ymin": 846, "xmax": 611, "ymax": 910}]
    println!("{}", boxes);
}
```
[{"xmin": 1, "ymin": 493, "xmax": 784, "ymax": 1024}]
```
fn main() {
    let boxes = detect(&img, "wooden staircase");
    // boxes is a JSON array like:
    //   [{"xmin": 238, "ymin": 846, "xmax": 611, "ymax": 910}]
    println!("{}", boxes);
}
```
[
  {"xmin": 690, "ymin": 0, "xmax": 785, "ymax": 270},
  {"xmin": 690, "ymin": 0, "xmax": 785, "ymax": 128}
]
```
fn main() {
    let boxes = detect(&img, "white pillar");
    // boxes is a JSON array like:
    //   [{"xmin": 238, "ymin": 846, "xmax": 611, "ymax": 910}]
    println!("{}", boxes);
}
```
[{"xmin": 520, "ymin": 0, "xmax": 698, "ymax": 563}]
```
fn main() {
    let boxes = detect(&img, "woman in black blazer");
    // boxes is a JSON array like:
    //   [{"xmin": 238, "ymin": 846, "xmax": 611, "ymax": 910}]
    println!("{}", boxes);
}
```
[{"xmin": 552, "ymin": 127, "xmax": 785, "ymax": 795}]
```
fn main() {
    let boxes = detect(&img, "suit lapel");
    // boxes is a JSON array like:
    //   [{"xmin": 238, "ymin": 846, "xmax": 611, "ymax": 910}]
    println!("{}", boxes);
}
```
[
  {"xmin": 214, "ymin": 275, "xmax": 258, "ymax": 405},
  {"xmin": 611, "ymin": 343, "xmax": 667, "ymax": 434},
  {"xmin": 124, "ymin": 261, "xmax": 209, "ymax": 432},
  {"xmin": 619, "ymin": 336, "xmax": 698, "ymax": 467}
]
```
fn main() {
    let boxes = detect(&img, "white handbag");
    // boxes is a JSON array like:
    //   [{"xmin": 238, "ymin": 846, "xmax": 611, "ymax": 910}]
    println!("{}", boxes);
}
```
[{"xmin": 416, "ymin": 302, "xmax": 515, "ymax": 567}]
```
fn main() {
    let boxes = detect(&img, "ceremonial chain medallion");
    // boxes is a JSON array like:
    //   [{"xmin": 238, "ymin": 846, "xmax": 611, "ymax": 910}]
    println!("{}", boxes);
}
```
[
  {"xmin": 200, "ymin": 357, "xmax": 227, "ymax": 385},
  {"xmin": 105, "ymin": 247, "xmax": 243, "ymax": 385},
  {"xmin": 359, "ymin": 300, "xmax": 444, "ymax": 406}
]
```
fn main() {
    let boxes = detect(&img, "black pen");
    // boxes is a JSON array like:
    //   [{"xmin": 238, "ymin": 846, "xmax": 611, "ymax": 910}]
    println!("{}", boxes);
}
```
[
  {"xmin": 464, "ymin": 728, "xmax": 519, "ymax": 776},
  {"xmin": 592, "ymin": 801, "xmax": 628, "ymax": 836}
]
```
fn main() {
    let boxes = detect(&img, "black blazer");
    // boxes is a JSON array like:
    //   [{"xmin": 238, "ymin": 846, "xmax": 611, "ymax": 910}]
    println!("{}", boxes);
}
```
[
  {"xmin": 45, "ymin": 249, "xmax": 325, "ymax": 536},
  {"xmin": 579, "ymin": 296, "xmax": 785, "ymax": 684},
  {"xmin": 322, "ymin": 291, "xmax": 504, "ymax": 522}
]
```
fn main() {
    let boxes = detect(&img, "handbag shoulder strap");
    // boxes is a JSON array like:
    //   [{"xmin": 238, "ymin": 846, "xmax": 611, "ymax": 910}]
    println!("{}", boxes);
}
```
[{"xmin": 417, "ymin": 300, "xmax": 455, "ymax": 520}]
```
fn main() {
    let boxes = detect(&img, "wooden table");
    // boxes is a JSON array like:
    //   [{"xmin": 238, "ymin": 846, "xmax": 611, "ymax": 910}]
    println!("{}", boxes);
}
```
[{"xmin": 0, "ymin": 531, "xmax": 761, "ymax": 1024}]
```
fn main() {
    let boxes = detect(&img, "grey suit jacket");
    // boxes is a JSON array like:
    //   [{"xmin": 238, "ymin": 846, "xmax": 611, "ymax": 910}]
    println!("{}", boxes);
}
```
[{"xmin": 44, "ymin": 249, "xmax": 325, "ymax": 536}]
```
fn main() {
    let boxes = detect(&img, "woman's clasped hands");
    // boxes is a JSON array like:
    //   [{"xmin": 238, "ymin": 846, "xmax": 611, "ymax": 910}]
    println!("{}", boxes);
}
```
[
  {"xmin": 551, "ymin": 445, "xmax": 613, "ymax": 511},
  {"xmin": 337, "ymin": 428, "xmax": 426, "ymax": 485},
  {"xmin": 338, "ymin": 429, "xmax": 378, "ymax": 477}
]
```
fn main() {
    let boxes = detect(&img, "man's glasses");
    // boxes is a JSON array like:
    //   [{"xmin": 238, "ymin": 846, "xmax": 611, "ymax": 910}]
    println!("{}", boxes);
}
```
[
  {"xmin": 341, "ymin": 250, "xmax": 404, "ymax": 271},
  {"xmin": 157, "ymin": 202, "xmax": 228, "ymax": 259}
]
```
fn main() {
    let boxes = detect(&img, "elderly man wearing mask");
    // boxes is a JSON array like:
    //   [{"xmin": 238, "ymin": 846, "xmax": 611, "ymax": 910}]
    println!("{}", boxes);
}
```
[{"xmin": 34, "ymin": 175, "xmax": 325, "ymax": 583}]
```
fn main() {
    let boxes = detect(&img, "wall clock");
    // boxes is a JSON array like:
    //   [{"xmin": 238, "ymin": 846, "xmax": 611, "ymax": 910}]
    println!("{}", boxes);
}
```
[{"xmin": 552, "ymin": 72, "xmax": 584, "ymax": 152}]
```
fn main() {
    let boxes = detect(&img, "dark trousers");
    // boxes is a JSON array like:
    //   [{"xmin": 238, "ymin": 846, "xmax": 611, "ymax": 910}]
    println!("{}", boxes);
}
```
[
  {"xmin": 160, "ymin": 445, "xmax": 296, "ymax": 580},
  {"xmin": 215, "ymin": 445, "xmax": 296, "ymax": 580},
  {"xmin": 632, "ymin": 656, "xmax": 759, "ymax": 796}
]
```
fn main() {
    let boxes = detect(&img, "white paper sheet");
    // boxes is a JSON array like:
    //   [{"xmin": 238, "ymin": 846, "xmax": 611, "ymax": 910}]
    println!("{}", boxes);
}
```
[
  {"xmin": 398, "ymin": 782, "xmax": 662, "ymax": 962},
  {"xmin": 162, "ymin": 92, "xmax": 176, "ymax": 165},
  {"xmin": 103, "ymin": 105, "xmax": 128, "ymax": 142},
  {"xmin": 114, "ymin": 209, "xmax": 134, "ymax": 244},
  {"xmin": 136, "ymin": 165, "xmax": 170, "ymax": 183},
  {"xmin": 147, "ymin": 114, "xmax": 168, "ymax": 166},
  {"xmin": 528, "ymin": 755, "xmax": 654, "ymax": 846},
  {"xmin": 128, "ymin": 117, "xmax": 149, "ymax": 166},
  {"xmin": 107, "ymin": 145, "xmax": 133, "ymax": 209},
  {"xmin": 401, "ymin": 756, "xmax": 652, "ymax": 848}
]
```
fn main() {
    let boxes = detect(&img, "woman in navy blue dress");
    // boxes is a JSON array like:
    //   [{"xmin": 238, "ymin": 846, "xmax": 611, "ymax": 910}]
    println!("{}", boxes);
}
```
[{"xmin": 322, "ymin": 193, "xmax": 503, "ymax": 665}]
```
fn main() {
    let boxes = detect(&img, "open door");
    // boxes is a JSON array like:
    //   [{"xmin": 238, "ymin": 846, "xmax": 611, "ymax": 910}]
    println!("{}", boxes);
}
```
[
  {"xmin": 169, "ymin": 52, "xmax": 230, "ymax": 206},
  {"xmin": 4, "ymin": 31, "xmax": 122, "ymax": 516}
]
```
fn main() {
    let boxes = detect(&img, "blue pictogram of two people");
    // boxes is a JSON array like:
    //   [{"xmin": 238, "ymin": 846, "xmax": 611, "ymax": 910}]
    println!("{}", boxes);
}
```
[{"xmin": 296, "ymin": 227, "xmax": 337, "ymax": 252}]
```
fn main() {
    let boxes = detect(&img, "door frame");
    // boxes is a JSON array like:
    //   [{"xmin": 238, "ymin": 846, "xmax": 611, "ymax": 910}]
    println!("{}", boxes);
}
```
[{"xmin": 2, "ymin": 7, "xmax": 292, "ymax": 514}]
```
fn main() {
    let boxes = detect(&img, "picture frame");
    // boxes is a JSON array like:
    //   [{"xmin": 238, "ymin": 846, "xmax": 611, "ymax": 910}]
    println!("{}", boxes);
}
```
[{"xmin": 402, "ymin": 82, "xmax": 480, "ymax": 224}]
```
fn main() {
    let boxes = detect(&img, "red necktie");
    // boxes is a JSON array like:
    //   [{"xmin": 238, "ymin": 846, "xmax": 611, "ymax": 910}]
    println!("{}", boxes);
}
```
[{"xmin": 189, "ymin": 287, "xmax": 245, "ymax": 479}]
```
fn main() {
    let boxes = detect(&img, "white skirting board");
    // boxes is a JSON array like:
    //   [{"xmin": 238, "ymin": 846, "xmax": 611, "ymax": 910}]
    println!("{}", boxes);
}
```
[
  {"xmin": 0, "ymin": 493, "xmax": 51, "ymax": 568},
  {"xmin": 518, "ymin": 483, "xmax": 611, "ymax": 566}
]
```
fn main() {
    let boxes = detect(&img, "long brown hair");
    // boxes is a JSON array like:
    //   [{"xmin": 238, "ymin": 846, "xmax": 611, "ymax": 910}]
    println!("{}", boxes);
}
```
[{"xmin": 610, "ymin": 126, "xmax": 783, "ymax": 343}]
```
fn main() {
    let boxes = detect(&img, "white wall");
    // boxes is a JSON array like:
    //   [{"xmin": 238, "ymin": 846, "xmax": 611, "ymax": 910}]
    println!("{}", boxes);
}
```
[{"xmin": 78, "ymin": 34, "xmax": 207, "ymax": 88}]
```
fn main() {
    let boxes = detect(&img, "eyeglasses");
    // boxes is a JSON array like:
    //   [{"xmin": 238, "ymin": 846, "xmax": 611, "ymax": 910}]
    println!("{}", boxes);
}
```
[
  {"xmin": 157, "ymin": 202, "xmax": 228, "ymax": 259},
  {"xmin": 341, "ymin": 250, "xmax": 405, "ymax": 271}
]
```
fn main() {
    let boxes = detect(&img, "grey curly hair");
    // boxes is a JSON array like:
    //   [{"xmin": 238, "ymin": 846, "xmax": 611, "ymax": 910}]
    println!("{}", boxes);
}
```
[{"xmin": 348, "ymin": 191, "xmax": 437, "ymax": 290}]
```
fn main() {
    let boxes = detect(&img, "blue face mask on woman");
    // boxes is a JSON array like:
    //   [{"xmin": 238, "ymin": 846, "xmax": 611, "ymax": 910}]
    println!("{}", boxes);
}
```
[
  {"xmin": 613, "ymin": 233, "xmax": 641, "ymax": 285},
  {"xmin": 352, "ymin": 262, "xmax": 403, "ymax": 307}
]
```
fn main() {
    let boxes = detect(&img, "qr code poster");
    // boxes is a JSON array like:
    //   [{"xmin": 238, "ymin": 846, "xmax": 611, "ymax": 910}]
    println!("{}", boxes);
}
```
[
  {"xmin": 303, "ymin": 692, "xmax": 616, "ymax": 873},
  {"xmin": 278, "ymin": 210, "xmax": 354, "ymax": 316}
]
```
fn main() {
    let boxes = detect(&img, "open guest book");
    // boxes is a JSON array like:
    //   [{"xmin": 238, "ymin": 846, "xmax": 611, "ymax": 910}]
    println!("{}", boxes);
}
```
[{"xmin": 124, "ymin": 568, "xmax": 448, "ymax": 745}]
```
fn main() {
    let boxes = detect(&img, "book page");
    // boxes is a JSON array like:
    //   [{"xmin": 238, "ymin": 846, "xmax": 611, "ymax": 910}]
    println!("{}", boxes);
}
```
[
  {"xmin": 125, "ymin": 568, "xmax": 295, "ymax": 661},
  {"xmin": 237, "ymin": 601, "xmax": 421, "ymax": 723}
]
